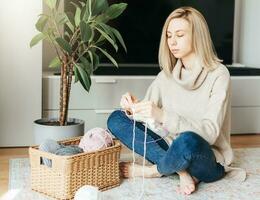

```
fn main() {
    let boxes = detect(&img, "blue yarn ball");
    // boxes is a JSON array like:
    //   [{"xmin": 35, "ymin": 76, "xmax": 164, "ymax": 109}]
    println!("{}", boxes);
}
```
[
  {"xmin": 39, "ymin": 139, "xmax": 61, "ymax": 167},
  {"xmin": 55, "ymin": 145, "xmax": 83, "ymax": 156}
]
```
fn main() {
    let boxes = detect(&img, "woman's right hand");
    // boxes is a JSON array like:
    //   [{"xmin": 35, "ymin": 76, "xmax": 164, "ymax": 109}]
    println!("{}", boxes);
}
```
[{"xmin": 120, "ymin": 92, "xmax": 138, "ymax": 114}]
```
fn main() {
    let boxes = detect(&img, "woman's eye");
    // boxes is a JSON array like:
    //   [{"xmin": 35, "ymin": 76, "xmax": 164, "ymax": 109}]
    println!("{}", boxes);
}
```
[
  {"xmin": 167, "ymin": 35, "xmax": 172, "ymax": 38},
  {"xmin": 177, "ymin": 34, "xmax": 184, "ymax": 37}
]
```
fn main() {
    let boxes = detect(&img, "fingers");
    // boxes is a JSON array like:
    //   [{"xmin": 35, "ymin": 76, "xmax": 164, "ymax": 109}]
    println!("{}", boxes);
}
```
[
  {"xmin": 120, "ymin": 92, "xmax": 139, "ymax": 110},
  {"xmin": 125, "ymin": 92, "xmax": 134, "ymax": 105},
  {"xmin": 120, "ymin": 94, "xmax": 131, "ymax": 109},
  {"xmin": 132, "ymin": 101, "xmax": 153, "ymax": 113},
  {"xmin": 131, "ymin": 95, "xmax": 139, "ymax": 103},
  {"xmin": 121, "ymin": 93, "xmax": 132, "ymax": 106}
]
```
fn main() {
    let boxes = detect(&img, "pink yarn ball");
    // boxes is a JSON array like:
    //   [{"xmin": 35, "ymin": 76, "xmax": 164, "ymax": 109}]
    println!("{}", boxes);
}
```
[{"xmin": 79, "ymin": 127, "xmax": 113, "ymax": 153}]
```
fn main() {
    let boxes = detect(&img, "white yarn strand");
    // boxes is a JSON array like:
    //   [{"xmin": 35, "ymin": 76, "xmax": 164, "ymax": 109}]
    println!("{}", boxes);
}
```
[
  {"xmin": 132, "ymin": 119, "xmax": 136, "ymax": 183},
  {"xmin": 139, "ymin": 121, "xmax": 148, "ymax": 200},
  {"xmin": 132, "ymin": 117, "xmax": 148, "ymax": 200}
]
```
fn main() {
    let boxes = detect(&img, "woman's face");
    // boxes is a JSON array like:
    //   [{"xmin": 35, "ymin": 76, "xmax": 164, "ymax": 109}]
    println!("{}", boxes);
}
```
[{"xmin": 166, "ymin": 18, "xmax": 193, "ymax": 59}]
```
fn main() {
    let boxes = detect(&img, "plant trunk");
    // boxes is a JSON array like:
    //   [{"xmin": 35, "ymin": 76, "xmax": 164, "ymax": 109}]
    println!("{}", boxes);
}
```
[
  {"xmin": 64, "ymin": 62, "xmax": 74, "ymax": 123},
  {"xmin": 59, "ymin": 55, "xmax": 68, "ymax": 126},
  {"xmin": 59, "ymin": 58, "xmax": 64, "ymax": 125}
]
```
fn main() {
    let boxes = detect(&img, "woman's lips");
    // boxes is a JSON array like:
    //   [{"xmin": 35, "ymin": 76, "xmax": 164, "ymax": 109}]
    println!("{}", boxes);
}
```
[{"xmin": 171, "ymin": 49, "xmax": 179, "ymax": 53}]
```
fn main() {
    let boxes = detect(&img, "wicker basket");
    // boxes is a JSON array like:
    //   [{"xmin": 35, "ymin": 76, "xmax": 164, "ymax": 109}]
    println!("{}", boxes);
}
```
[{"xmin": 29, "ymin": 137, "xmax": 121, "ymax": 200}]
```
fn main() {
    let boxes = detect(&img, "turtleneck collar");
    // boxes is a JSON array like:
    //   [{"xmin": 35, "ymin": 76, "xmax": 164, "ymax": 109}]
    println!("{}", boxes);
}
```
[{"xmin": 172, "ymin": 59, "xmax": 208, "ymax": 90}]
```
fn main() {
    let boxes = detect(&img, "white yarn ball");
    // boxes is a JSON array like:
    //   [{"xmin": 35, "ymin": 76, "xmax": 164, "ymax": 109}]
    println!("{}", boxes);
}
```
[{"xmin": 74, "ymin": 185, "xmax": 102, "ymax": 200}]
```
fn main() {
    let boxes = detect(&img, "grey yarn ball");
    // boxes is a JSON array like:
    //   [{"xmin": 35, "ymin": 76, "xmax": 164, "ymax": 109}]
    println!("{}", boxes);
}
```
[
  {"xmin": 39, "ymin": 139, "xmax": 61, "ymax": 167},
  {"xmin": 55, "ymin": 145, "xmax": 83, "ymax": 156}
]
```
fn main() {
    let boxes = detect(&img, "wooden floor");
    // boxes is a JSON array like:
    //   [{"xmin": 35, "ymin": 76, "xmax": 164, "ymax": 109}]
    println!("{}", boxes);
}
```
[{"xmin": 1, "ymin": 134, "xmax": 260, "ymax": 197}]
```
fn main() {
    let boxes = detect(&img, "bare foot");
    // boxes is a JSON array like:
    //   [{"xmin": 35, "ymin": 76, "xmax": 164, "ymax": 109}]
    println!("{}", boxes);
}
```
[
  {"xmin": 176, "ymin": 172, "xmax": 198, "ymax": 195},
  {"xmin": 119, "ymin": 162, "xmax": 162, "ymax": 178}
]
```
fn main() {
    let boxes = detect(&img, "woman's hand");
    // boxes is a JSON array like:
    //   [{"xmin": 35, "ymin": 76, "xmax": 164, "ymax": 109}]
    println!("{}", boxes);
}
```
[
  {"xmin": 131, "ymin": 101, "xmax": 164, "ymax": 123},
  {"xmin": 120, "ymin": 92, "xmax": 139, "ymax": 114}
]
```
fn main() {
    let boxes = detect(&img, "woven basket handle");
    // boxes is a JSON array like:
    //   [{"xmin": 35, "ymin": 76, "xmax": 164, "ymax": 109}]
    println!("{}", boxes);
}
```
[{"xmin": 29, "ymin": 147, "xmax": 65, "ymax": 170}]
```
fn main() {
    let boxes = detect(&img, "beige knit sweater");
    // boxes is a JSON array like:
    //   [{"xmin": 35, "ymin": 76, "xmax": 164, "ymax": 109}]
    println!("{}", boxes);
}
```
[{"xmin": 135, "ymin": 59, "xmax": 246, "ymax": 182}]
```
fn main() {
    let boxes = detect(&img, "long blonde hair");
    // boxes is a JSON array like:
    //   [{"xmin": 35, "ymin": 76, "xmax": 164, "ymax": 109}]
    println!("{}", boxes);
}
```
[{"xmin": 158, "ymin": 7, "xmax": 222, "ymax": 77}]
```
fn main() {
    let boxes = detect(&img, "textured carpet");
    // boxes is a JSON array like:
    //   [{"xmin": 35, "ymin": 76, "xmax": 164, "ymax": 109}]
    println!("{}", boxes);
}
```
[{"xmin": 3, "ymin": 148, "xmax": 260, "ymax": 200}]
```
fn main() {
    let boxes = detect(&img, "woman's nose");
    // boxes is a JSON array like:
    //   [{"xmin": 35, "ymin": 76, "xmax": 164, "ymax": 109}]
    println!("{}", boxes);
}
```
[{"xmin": 169, "ymin": 37, "xmax": 177, "ymax": 46}]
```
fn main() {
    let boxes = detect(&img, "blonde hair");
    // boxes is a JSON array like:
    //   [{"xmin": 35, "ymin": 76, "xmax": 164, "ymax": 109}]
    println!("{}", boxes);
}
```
[{"xmin": 158, "ymin": 7, "xmax": 222, "ymax": 77}]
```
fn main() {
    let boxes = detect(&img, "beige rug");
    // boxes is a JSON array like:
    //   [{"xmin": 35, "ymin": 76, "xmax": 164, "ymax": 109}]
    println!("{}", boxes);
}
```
[{"xmin": 2, "ymin": 148, "xmax": 260, "ymax": 200}]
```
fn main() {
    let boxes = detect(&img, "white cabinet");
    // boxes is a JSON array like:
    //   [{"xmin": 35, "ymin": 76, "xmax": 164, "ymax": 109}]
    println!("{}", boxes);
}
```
[
  {"xmin": 43, "ymin": 73, "xmax": 154, "ymax": 131},
  {"xmin": 0, "ymin": 0, "xmax": 42, "ymax": 147},
  {"xmin": 43, "ymin": 73, "xmax": 260, "ymax": 134},
  {"xmin": 230, "ymin": 77, "xmax": 260, "ymax": 133}
]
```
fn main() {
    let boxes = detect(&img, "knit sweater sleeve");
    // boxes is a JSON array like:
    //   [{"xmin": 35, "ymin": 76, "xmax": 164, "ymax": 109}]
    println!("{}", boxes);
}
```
[
  {"xmin": 142, "ymin": 74, "xmax": 162, "ymax": 106},
  {"xmin": 162, "ymin": 72, "xmax": 231, "ymax": 145}
]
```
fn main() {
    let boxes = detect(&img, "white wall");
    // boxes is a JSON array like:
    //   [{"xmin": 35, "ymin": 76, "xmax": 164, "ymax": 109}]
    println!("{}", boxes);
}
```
[
  {"xmin": 234, "ymin": 0, "xmax": 260, "ymax": 68},
  {"xmin": 0, "ymin": 0, "xmax": 42, "ymax": 146}
]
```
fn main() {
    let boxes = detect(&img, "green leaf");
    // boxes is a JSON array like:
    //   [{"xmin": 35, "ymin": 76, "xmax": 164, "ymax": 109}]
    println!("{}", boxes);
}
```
[
  {"xmin": 93, "ymin": 46, "xmax": 118, "ymax": 67},
  {"xmin": 74, "ymin": 63, "xmax": 92, "ymax": 92},
  {"xmin": 106, "ymin": 3, "xmax": 127, "ymax": 19},
  {"xmin": 36, "ymin": 15, "xmax": 48, "ymax": 32},
  {"xmin": 97, "ymin": 23, "xmax": 116, "ymax": 42},
  {"xmin": 92, "ymin": 52, "xmax": 100, "ymax": 71},
  {"xmin": 96, "ymin": 23, "xmax": 127, "ymax": 52},
  {"xmin": 65, "ymin": 12, "xmax": 75, "ymax": 32},
  {"xmin": 79, "ymin": 1, "xmax": 86, "ymax": 7},
  {"xmin": 49, "ymin": 56, "xmax": 61, "ymax": 68},
  {"xmin": 80, "ymin": 21, "xmax": 92, "ymax": 42},
  {"xmin": 44, "ymin": 0, "xmax": 57, "ymax": 9},
  {"xmin": 55, "ymin": 37, "xmax": 72, "ymax": 54},
  {"xmin": 92, "ymin": 0, "xmax": 108, "ymax": 16},
  {"xmin": 95, "ymin": 26, "xmax": 118, "ymax": 51},
  {"xmin": 88, "ymin": 0, "xmax": 92, "ymax": 16},
  {"xmin": 88, "ymin": 50, "xmax": 93, "ymax": 66},
  {"xmin": 30, "ymin": 33, "xmax": 46, "ymax": 48},
  {"xmin": 95, "ymin": 35, "xmax": 106, "ymax": 45},
  {"xmin": 57, "ymin": 13, "xmax": 68, "ymax": 25},
  {"xmin": 110, "ymin": 27, "xmax": 127, "ymax": 52},
  {"xmin": 64, "ymin": 31, "xmax": 71, "ymax": 41},
  {"xmin": 79, "ymin": 56, "xmax": 90, "ymax": 66},
  {"xmin": 74, "ymin": 65, "xmax": 79, "ymax": 83},
  {"xmin": 88, "ymin": 29, "xmax": 95, "ymax": 43},
  {"xmin": 74, "ymin": 7, "xmax": 81, "ymax": 27},
  {"xmin": 81, "ymin": 4, "xmax": 90, "ymax": 21},
  {"xmin": 96, "ymin": 3, "xmax": 127, "ymax": 22},
  {"xmin": 80, "ymin": 57, "xmax": 92, "ymax": 75}
]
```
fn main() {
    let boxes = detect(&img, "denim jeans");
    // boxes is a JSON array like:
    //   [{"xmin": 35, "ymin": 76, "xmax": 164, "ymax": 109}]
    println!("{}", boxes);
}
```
[{"xmin": 107, "ymin": 110, "xmax": 225, "ymax": 183}]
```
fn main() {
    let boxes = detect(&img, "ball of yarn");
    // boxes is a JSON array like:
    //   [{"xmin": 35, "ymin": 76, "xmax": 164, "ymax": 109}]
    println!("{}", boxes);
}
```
[
  {"xmin": 39, "ymin": 139, "xmax": 61, "ymax": 167},
  {"xmin": 74, "ymin": 185, "xmax": 102, "ymax": 200},
  {"xmin": 79, "ymin": 128, "xmax": 113, "ymax": 153},
  {"xmin": 55, "ymin": 145, "xmax": 83, "ymax": 156}
]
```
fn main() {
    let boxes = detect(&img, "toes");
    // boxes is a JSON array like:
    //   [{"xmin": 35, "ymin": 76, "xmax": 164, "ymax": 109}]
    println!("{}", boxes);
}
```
[
  {"xmin": 184, "ymin": 184, "xmax": 195, "ymax": 195},
  {"xmin": 183, "ymin": 186, "xmax": 190, "ymax": 195},
  {"xmin": 177, "ymin": 184, "xmax": 195, "ymax": 196},
  {"xmin": 119, "ymin": 162, "xmax": 131, "ymax": 178},
  {"xmin": 176, "ymin": 186, "xmax": 184, "ymax": 195},
  {"xmin": 189, "ymin": 184, "xmax": 195, "ymax": 191}
]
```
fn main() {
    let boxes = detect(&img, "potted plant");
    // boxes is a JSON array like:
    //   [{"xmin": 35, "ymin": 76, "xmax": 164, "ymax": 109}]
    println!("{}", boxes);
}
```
[{"xmin": 30, "ymin": 0, "xmax": 127, "ymax": 144}]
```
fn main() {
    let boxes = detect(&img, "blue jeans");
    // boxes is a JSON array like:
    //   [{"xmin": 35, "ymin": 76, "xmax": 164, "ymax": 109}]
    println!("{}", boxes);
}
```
[{"xmin": 107, "ymin": 110, "xmax": 225, "ymax": 183}]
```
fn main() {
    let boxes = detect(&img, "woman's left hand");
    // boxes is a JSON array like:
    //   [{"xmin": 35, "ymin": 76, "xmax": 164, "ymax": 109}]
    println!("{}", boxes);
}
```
[{"xmin": 131, "ymin": 101, "xmax": 164, "ymax": 123}]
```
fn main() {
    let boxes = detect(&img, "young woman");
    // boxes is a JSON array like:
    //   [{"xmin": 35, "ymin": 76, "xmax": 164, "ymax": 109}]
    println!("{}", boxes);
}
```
[{"xmin": 107, "ymin": 7, "xmax": 245, "ymax": 195}]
